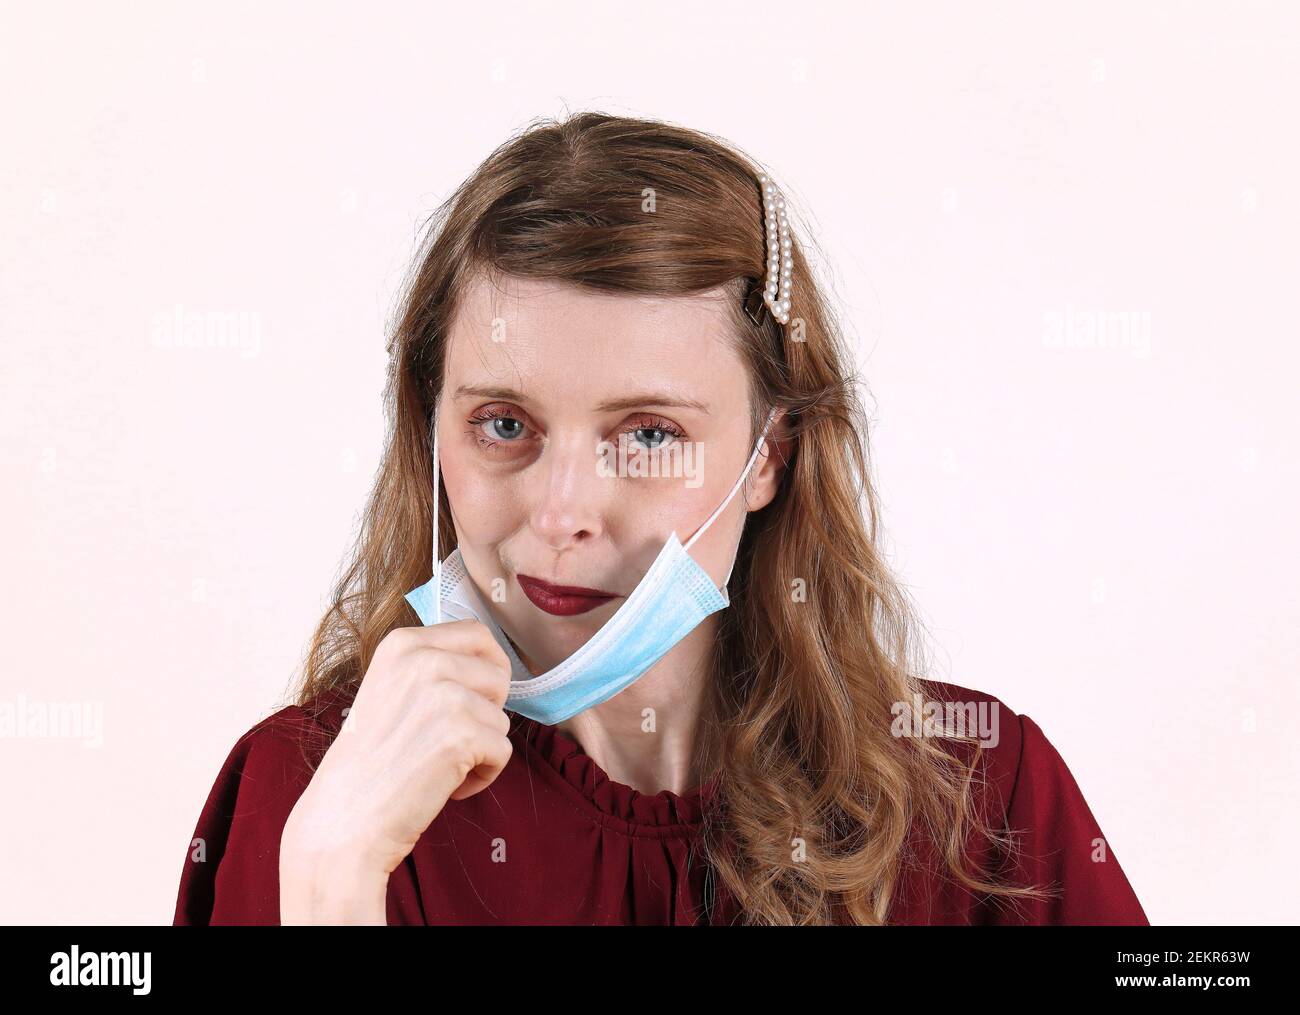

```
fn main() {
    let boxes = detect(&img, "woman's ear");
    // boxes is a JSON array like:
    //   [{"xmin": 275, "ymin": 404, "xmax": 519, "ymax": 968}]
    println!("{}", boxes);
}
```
[{"xmin": 745, "ymin": 409, "xmax": 790, "ymax": 513}]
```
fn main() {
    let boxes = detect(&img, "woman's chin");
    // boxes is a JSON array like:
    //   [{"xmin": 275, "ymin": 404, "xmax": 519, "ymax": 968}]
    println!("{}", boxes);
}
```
[{"xmin": 509, "ymin": 624, "xmax": 609, "ymax": 675}]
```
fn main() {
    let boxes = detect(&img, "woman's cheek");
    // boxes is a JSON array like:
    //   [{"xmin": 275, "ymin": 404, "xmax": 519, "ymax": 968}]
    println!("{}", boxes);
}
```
[{"xmin": 444, "ymin": 464, "xmax": 508, "ymax": 547}]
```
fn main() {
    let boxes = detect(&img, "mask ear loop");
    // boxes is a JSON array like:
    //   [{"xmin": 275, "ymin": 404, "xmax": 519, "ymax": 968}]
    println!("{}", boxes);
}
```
[
  {"xmin": 682, "ymin": 408, "xmax": 779, "ymax": 586},
  {"xmin": 429, "ymin": 403, "xmax": 442, "ymax": 625}
]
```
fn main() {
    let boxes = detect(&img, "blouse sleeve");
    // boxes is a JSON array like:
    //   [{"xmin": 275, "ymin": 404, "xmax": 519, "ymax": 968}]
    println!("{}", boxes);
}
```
[
  {"xmin": 172, "ymin": 709, "xmax": 319, "ymax": 925},
  {"xmin": 980, "ymin": 712, "xmax": 1149, "ymax": 925}
]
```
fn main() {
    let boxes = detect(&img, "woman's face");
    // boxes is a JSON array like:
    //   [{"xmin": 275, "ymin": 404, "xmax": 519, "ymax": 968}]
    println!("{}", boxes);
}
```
[{"xmin": 437, "ymin": 272, "xmax": 782, "ymax": 674}]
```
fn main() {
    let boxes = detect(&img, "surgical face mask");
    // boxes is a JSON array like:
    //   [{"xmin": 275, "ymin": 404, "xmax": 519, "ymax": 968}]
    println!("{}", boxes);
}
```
[{"xmin": 404, "ymin": 407, "xmax": 778, "ymax": 725}]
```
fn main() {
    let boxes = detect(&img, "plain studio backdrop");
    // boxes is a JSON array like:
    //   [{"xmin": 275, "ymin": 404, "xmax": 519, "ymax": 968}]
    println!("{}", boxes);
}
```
[{"xmin": 2, "ymin": 0, "xmax": 1297, "ymax": 925}]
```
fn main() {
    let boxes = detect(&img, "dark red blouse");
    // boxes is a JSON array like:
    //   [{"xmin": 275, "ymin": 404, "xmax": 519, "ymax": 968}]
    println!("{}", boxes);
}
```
[{"xmin": 173, "ymin": 680, "xmax": 1148, "ymax": 925}]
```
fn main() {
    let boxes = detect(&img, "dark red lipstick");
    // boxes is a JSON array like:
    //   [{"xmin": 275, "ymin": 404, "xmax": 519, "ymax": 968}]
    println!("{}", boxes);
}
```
[{"xmin": 516, "ymin": 574, "xmax": 618, "ymax": 616}]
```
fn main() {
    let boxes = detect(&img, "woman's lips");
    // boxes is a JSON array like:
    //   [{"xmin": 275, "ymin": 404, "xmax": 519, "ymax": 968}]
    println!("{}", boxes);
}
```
[{"xmin": 515, "ymin": 574, "xmax": 618, "ymax": 616}]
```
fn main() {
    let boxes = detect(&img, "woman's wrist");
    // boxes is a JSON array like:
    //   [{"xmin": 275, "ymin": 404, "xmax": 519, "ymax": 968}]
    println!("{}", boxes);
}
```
[{"xmin": 280, "ymin": 831, "xmax": 391, "ymax": 925}]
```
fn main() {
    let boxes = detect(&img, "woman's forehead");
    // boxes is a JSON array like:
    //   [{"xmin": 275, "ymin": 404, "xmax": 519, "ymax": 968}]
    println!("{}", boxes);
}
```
[{"xmin": 444, "ymin": 274, "xmax": 747, "ymax": 408}]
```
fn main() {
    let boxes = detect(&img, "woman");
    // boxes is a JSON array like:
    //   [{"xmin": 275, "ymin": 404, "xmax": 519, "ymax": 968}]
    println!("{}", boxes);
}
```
[{"xmin": 173, "ymin": 113, "xmax": 1148, "ymax": 925}]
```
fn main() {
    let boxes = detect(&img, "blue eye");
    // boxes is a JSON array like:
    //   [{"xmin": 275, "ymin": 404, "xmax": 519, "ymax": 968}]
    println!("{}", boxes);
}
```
[
  {"xmin": 631, "ymin": 427, "xmax": 673, "ymax": 449},
  {"xmin": 486, "ymin": 417, "xmax": 525, "ymax": 440}
]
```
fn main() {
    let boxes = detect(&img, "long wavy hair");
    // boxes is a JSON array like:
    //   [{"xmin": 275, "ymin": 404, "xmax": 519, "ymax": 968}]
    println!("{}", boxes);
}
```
[{"xmin": 289, "ymin": 112, "xmax": 1050, "ymax": 924}]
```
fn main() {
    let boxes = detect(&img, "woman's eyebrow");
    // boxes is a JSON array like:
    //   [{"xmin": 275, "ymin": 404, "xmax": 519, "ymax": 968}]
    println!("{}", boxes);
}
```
[
  {"xmin": 453, "ymin": 384, "xmax": 527, "ymax": 402},
  {"xmin": 453, "ymin": 384, "xmax": 709, "ymax": 414},
  {"xmin": 595, "ymin": 393, "xmax": 711, "ymax": 414}
]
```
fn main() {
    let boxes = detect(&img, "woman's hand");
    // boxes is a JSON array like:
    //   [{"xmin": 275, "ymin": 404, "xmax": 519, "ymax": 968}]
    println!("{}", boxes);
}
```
[{"xmin": 279, "ymin": 620, "xmax": 514, "ymax": 923}]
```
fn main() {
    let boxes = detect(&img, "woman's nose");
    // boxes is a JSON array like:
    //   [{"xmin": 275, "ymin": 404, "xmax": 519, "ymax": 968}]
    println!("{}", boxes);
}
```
[{"xmin": 527, "ymin": 432, "xmax": 610, "ymax": 550}]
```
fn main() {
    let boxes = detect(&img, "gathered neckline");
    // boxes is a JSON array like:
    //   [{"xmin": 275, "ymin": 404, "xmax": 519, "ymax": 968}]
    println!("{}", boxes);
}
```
[
  {"xmin": 511, "ymin": 715, "xmax": 718, "ymax": 832},
  {"xmin": 300, "ymin": 687, "xmax": 718, "ymax": 833}
]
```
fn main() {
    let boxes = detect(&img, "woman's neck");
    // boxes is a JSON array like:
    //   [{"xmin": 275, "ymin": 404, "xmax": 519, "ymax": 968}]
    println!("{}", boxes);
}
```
[{"xmin": 554, "ymin": 619, "xmax": 718, "ymax": 796}]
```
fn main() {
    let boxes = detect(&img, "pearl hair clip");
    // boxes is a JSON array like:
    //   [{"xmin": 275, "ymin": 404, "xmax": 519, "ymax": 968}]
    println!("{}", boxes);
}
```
[{"xmin": 743, "ymin": 172, "xmax": 793, "ymax": 327}]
